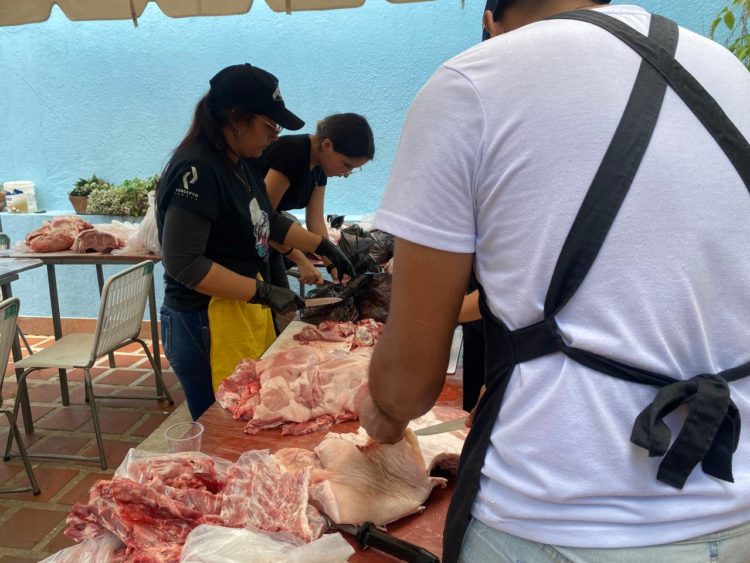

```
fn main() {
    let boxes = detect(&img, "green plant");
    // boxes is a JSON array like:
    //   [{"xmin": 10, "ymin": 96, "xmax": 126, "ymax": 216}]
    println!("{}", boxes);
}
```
[
  {"xmin": 69, "ymin": 174, "xmax": 114, "ymax": 197},
  {"xmin": 121, "ymin": 175, "xmax": 157, "ymax": 216},
  {"xmin": 86, "ymin": 175, "xmax": 157, "ymax": 216},
  {"xmin": 711, "ymin": 0, "xmax": 750, "ymax": 70}
]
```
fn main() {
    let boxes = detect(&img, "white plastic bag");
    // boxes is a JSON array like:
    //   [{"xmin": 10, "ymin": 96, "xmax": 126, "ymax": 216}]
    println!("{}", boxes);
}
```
[
  {"xmin": 179, "ymin": 525, "xmax": 354, "ymax": 563},
  {"xmin": 39, "ymin": 532, "xmax": 123, "ymax": 563},
  {"xmin": 136, "ymin": 190, "xmax": 160, "ymax": 254}
]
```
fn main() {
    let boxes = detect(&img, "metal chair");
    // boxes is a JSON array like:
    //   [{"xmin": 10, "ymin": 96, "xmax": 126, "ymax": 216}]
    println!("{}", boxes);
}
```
[
  {"xmin": 5, "ymin": 261, "xmax": 173, "ymax": 469},
  {"xmin": 0, "ymin": 297, "xmax": 40, "ymax": 494}
]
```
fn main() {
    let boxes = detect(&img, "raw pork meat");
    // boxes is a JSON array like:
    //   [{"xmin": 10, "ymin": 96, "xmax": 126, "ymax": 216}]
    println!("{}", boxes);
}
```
[
  {"xmin": 65, "ymin": 450, "xmax": 326, "ymax": 561},
  {"xmin": 220, "ymin": 450, "xmax": 326, "ymax": 541},
  {"xmin": 274, "ymin": 405, "xmax": 469, "ymax": 527},
  {"xmin": 282, "ymin": 430, "xmax": 445, "ymax": 526},
  {"xmin": 65, "ymin": 477, "xmax": 216, "ymax": 561},
  {"xmin": 25, "ymin": 215, "xmax": 93, "ymax": 253},
  {"xmin": 124, "ymin": 452, "xmax": 227, "ymax": 494},
  {"xmin": 216, "ymin": 345, "xmax": 372, "ymax": 436},
  {"xmin": 71, "ymin": 228, "xmax": 124, "ymax": 253},
  {"xmin": 294, "ymin": 318, "xmax": 384, "ymax": 348}
]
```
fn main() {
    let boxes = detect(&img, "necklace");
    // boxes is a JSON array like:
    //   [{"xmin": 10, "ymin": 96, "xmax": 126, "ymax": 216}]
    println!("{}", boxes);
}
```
[{"xmin": 233, "ymin": 166, "xmax": 253, "ymax": 194}]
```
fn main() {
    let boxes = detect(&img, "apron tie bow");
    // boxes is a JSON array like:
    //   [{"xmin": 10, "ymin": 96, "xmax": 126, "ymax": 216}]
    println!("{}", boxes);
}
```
[{"xmin": 630, "ymin": 374, "xmax": 740, "ymax": 489}]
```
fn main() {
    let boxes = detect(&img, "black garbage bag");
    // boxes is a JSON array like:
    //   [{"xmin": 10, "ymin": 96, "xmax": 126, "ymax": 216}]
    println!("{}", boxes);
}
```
[
  {"xmin": 356, "ymin": 273, "xmax": 391, "ymax": 322},
  {"xmin": 368, "ymin": 229, "xmax": 395, "ymax": 265},
  {"xmin": 338, "ymin": 225, "xmax": 378, "ymax": 277},
  {"xmin": 327, "ymin": 214, "xmax": 346, "ymax": 229},
  {"xmin": 300, "ymin": 273, "xmax": 392, "ymax": 324},
  {"xmin": 299, "ymin": 283, "xmax": 357, "ymax": 324}
]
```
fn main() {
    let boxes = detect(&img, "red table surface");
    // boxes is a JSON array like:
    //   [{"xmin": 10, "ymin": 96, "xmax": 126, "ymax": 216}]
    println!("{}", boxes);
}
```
[{"xmin": 198, "ymin": 383, "xmax": 463, "ymax": 562}]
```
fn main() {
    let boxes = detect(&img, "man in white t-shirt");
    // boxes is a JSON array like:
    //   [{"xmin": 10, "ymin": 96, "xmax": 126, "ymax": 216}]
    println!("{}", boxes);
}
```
[{"xmin": 359, "ymin": 0, "xmax": 750, "ymax": 561}]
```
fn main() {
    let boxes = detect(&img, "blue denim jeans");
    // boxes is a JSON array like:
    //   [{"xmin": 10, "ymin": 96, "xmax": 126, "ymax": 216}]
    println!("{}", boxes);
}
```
[
  {"xmin": 160, "ymin": 305, "xmax": 214, "ymax": 420},
  {"xmin": 459, "ymin": 518, "xmax": 750, "ymax": 563}
]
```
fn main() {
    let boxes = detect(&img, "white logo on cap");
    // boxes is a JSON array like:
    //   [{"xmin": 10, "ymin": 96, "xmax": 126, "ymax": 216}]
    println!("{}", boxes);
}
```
[{"xmin": 272, "ymin": 86, "xmax": 282, "ymax": 101}]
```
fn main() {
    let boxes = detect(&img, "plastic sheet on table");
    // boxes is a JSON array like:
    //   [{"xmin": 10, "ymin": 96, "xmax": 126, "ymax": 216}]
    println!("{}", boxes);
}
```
[
  {"xmin": 38, "ymin": 532, "xmax": 123, "ymax": 563},
  {"xmin": 180, "ymin": 524, "xmax": 354, "ymax": 563}
]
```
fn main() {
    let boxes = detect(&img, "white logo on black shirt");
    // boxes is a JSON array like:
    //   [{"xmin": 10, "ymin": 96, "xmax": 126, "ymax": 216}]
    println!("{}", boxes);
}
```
[
  {"xmin": 182, "ymin": 166, "xmax": 198, "ymax": 190},
  {"xmin": 176, "ymin": 165, "xmax": 199, "ymax": 200}
]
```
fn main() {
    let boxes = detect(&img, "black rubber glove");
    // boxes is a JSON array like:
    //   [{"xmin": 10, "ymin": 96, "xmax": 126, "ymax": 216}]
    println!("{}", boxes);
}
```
[
  {"xmin": 315, "ymin": 238, "xmax": 355, "ymax": 280},
  {"xmin": 249, "ymin": 280, "xmax": 305, "ymax": 314}
]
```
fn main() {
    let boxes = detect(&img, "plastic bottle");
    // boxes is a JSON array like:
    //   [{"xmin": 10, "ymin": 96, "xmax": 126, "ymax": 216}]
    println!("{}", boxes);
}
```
[{"xmin": 0, "ymin": 232, "xmax": 10, "ymax": 251}]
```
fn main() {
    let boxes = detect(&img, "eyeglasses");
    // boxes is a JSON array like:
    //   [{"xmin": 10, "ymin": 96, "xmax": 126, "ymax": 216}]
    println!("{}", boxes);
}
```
[
  {"xmin": 342, "ymin": 159, "xmax": 363, "ymax": 174},
  {"xmin": 256, "ymin": 115, "xmax": 283, "ymax": 135}
]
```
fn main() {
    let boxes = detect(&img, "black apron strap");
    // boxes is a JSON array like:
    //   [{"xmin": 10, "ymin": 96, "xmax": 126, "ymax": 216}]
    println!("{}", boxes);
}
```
[
  {"xmin": 443, "ymin": 288, "xmax": 517, "ymax": 563},
  {"xmin": 564, "ymin": 343, "xmax": 748, "ymax": 487},
  {"xmin": 544, "ymin": 13, "xmax": 678, "ymax": 316},
  {"xmin": 553, "ymin": 11, "xmax": 750, "ymax": 193}
]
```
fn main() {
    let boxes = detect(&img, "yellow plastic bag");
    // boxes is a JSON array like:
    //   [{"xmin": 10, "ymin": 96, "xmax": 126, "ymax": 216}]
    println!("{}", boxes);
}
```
[{"xmin": 208, "ymin": 297, "xmax": 275, "ymax": 391}]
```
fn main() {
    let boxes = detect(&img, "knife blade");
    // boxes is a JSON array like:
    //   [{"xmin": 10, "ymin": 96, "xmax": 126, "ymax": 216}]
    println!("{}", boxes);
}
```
[
  {"xmin": 303, "ymin": 296, "xmax": 343, "ymax": 308},
  {"xmin": 327, "ymin": 518, "xmax": 440, "ymax": 563},
  {"xmin": 413, "ymin": 416, "xmax": 468, "ymax": 436}
]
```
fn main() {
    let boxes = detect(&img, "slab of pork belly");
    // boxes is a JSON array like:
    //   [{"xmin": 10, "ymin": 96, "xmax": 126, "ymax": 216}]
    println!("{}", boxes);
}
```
[
  {"xmin": 274, "ymin": 406, "xmax": 468, "ymax": 527},
  {"xmin": 277, "ymin": 429, "xmax": 444, "ymax": 526}
]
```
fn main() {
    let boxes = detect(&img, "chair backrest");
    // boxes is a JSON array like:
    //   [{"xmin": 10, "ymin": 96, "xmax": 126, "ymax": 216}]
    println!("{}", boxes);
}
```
[
  {"xmin": 90, "ymin": 261, "xmax": 154, "ymax": 362},
  {"xmin": 0, "ymin": 297, "xmax": 20, "ymax": 401}
]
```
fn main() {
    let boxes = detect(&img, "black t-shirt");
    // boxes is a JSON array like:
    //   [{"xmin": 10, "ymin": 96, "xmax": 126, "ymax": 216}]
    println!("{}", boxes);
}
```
[
  {"xmin": 262, "ymin": 134, "xmax": 328, "ymax": 211},
  {"xmin": 156, "ymin": 142, "xmax": 275, "ymax": 311}
]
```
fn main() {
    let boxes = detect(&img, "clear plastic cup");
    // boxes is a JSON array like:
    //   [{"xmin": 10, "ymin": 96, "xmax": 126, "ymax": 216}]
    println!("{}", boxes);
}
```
[{"xmin": 165, "ymin": 421, "xmax": 204, "ymax": 453}]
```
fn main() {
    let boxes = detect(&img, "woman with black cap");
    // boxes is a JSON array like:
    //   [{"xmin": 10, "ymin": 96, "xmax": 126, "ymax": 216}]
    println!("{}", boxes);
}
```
[
  {"xmin": 156, "ymin": 63, "xmax": 355, "ymax": 420},
  {"xmin": 262, "ymin": 113, "xmax": 375, "ymax": 290}
]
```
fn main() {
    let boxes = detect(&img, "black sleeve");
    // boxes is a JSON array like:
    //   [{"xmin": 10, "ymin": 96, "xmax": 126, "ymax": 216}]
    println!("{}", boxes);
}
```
[
  {"xmin": 263, "ymin": 139, "xmax": 306, "ymax": 185},
  {"xmin": 161, "ymin": 205, "xmax": 214, "ymax": 289},
  {"xmin": 269, "ymin": 209, "xmax": 294, "ymax": 244}
]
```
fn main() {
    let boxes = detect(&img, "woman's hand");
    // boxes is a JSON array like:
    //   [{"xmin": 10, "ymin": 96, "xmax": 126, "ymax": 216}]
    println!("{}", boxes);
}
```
[
  {"xmin": 316, "ymin": 238, "xmax": 355, "ymax": 281},
  {"xmin": 249, "ymin": 280, "xmax": 304, "ymax": 314},
  {"xmin": 297, "ymin": 257, "xmax": 324, "ymax": 285},
  {"xmin": 325, "ymin": 263, "xmax": 340, "ymax": 283}
]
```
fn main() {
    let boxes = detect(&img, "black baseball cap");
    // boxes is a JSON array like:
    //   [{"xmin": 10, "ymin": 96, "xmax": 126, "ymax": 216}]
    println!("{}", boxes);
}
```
[{"xmin": 208, "ymin": 63, "xmax": 304, "ymax": 131}]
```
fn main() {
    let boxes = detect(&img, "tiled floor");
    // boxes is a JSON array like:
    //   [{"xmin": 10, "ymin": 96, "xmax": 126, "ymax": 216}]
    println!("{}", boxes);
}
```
[{"xmin": 0, "ymin": 335, "xmax": 184, "ymax": 562}]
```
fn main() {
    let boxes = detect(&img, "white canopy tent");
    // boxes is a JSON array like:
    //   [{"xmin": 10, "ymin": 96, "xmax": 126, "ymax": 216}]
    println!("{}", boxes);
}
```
[{"xmin": 0, "ymin": 0, "xmax": 437, "ymax": 26}]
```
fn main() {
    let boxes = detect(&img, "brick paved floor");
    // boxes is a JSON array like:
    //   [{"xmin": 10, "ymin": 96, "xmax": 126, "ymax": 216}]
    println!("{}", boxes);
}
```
[{"xmin": 0, "ymin": 335, "xmax": 184, "ymax": 562}]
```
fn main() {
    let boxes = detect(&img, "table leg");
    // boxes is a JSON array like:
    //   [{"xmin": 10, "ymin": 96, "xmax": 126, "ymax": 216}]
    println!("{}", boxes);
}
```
[
  {"xmin": 96, "ymin": 265, "xmax": 116, "ymax": 368},
  {"xmin": 47, "ymin": 265, "xmax": 70, "ymax": 406},
  {"xmin": 148, "ymin": 279, "xmax": 164, "ymax": 396},
  {"xmin": 1, "ymin": 283, "xmax": 33, "ymax": 434}
]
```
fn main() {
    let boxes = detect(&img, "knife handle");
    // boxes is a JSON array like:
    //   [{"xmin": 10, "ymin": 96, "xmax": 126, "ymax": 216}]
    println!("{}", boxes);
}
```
[{"xmin": 356, "ymin": 521, "xmax": 440, "ymax": 563}]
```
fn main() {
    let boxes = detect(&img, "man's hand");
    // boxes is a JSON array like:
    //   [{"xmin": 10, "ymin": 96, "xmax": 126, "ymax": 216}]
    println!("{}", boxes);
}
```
[
  {"xmin": 315, "ymin": 238, "xmax": 355, "ymax": 281},
  {"xmin": 358, "ymin": 395, "xmax": 409, "ymax": 444},
  {"xmin": 465, "ymin": 385, "xmax": 486, "ymax": 428},
  {"xmin": 297, "ymin": 257, "xmax": 324, "ymax": 285},
  {"xmin": 249, "ymin": 280, "xmax": 304, "ymax": 314}
]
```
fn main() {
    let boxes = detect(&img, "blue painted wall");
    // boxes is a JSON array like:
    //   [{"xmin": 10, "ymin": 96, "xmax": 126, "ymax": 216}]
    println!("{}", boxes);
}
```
[{"xmin": 0, "ymin": 0, "xmax": 733, "ymax": 318}]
